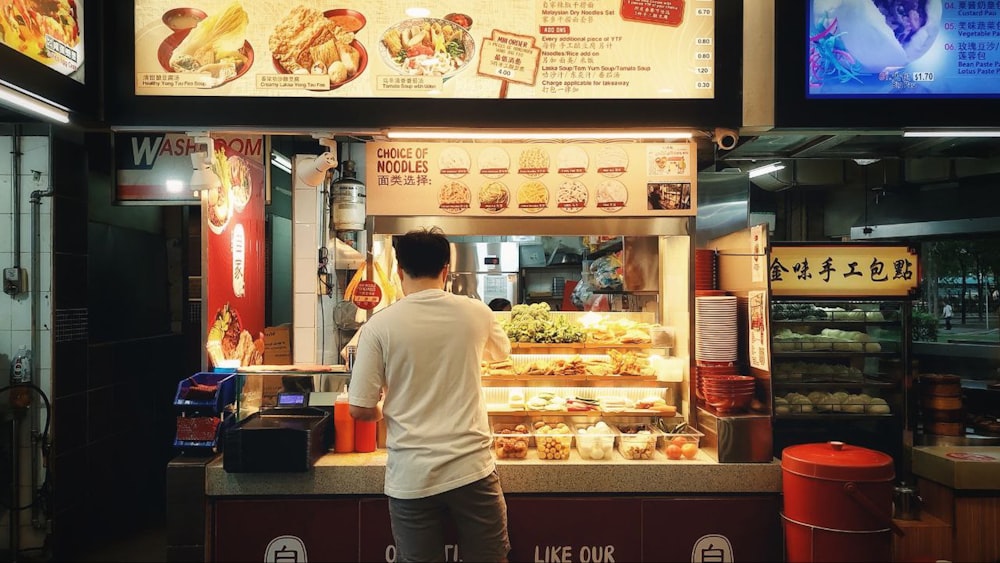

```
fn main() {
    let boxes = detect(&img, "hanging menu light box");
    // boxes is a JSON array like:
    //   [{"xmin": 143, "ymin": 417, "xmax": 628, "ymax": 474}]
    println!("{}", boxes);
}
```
[
  {"xmin": 769, "ymin": 245, "xmax": 920, "ymax": 297},
  {"xmin": 0, "ymin": 0, "xmax": 85, "ymax": 82},
  {"xmin": 365, "ymin": 141, "xmax": 696, "ymax": 217},
  {"xmin": 806, "ymin": 0, "xmax": 1000, "ymax": 98},
  {"xmin": 133, "ymin": 0, "xmax": 715, "ymax": 99}
]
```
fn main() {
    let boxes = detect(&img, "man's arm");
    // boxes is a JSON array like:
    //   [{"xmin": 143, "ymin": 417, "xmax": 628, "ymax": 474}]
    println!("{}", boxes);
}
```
[
  {"xmin": 350, "ymin": 399, "xmax": 383, "ymax": 422},
  {"xmin": 482, "ymin": 314, "xmax": 512, "ymax": 362}
]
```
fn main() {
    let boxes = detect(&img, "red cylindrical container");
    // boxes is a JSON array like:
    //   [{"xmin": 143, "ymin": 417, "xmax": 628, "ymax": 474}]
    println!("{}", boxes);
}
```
[
  {"xmin": 354, "ymin": 420, "xmax": 377, "ymax": 453},
  {"xmin": 781, "ymin": 441, "xmax": 895, "ymax": 563}
]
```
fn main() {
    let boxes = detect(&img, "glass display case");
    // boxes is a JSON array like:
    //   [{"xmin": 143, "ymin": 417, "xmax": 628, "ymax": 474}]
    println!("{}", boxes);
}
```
[{"xmin": 769, "ymin": 298, "xmax": 910, "ymax": 469}]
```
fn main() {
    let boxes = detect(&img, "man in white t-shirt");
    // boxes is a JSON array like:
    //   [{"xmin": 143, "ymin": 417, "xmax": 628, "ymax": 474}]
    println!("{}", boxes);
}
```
[
  {"xmin": 942, "ymin": 301, "xmax": 953, "ymax": 330},
  {"xmin": 349, "ymin": 227, "xmax": 512, "ymax": 562}
]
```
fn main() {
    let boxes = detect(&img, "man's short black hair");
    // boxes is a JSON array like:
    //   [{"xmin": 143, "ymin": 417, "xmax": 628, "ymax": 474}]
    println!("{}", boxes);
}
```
[{"xmin": 393, "ymin": 227, "xmax": 450, "ymax": 279}]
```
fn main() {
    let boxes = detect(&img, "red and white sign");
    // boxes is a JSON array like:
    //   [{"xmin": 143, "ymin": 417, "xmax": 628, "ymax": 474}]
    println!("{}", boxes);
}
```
[{"xmin": 352, "ymin": 280, "xmax": 383, "ymax": 310}]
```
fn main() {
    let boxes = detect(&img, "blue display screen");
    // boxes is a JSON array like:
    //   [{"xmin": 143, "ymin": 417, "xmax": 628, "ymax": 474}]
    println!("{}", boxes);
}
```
[
  {"xmin": 277, "ymin": 393, "xmax": 306, "ymax": 406},
  {"xmin": 807, "ymin": 0, "xmax": 1000, "ymax": 98}
]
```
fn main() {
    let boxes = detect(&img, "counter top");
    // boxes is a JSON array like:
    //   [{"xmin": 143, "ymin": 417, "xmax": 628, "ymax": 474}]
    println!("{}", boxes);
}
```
[
  {"xmin": 912, "ymin": 446, "xmax": 1000, "ymax": 490},
  {"xmin": 206, "ymin": 449, "xmax": 783, "ymax": 497}
]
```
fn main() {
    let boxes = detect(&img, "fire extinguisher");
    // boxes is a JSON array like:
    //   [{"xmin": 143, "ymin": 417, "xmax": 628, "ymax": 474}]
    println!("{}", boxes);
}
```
[{"xmin": 9, "ymin": 345, "xmax": 31, "ymax": 408}]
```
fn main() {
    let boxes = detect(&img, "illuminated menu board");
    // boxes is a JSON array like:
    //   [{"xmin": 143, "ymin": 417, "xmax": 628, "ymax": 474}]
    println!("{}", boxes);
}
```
[
  {"xmin": 0, "ymin": 0, "xmax": 85, "ymax": 82},
  {"xmin": 365, "ymin": 141, "xmax": 697, "ymax": 217},
  {"xmin": 807, "ymin": 0, "xmax": 1000, "ymax": 98},
  {"xmin": 133, "ymin": 0, "xmax": 714, "ymax": 99}
]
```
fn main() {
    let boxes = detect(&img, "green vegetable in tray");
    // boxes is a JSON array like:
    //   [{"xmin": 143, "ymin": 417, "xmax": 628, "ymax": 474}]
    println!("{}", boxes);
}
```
[{"xmin": 500, "ymin": 302, "xmax": 586, "ymax": 343}]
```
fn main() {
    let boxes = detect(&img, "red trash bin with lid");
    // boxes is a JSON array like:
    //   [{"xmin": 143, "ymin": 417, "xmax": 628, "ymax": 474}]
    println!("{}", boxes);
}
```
[{"xmin": 781, "ymin": 441, "xmax": 902, "ymax": 562}]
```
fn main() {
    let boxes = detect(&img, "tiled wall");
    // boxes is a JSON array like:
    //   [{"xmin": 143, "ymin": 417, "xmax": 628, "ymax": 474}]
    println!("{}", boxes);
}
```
[
  {"xmin": 291, "ymin": 154, "xmax": 325, "ymax": 365},
  {"xmin": 0, "ymin": 134, "xmax": 53, "ymax": 549}
]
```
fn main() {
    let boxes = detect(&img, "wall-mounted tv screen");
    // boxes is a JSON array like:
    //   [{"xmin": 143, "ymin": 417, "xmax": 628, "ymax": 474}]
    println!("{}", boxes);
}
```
[{"xmin": 807, "ymin": 0, "xmax": 1000, "ymax": 98}]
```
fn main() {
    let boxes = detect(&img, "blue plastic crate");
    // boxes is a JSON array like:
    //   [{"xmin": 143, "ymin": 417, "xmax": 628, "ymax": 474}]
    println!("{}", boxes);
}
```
[
  {"xmin": 174, "ymin": 412, "xmax": 235, "ymax": 454},
  {"xmin": 174, "ymin": 372, "xmax": 236, "ymax": 414}
]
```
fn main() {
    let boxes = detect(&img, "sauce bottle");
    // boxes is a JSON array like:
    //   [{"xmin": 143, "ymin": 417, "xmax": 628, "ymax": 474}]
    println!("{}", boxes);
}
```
[
  {"xmin": 333, "ymin": 390, "xmax": 355, "ymax": 453},
  {"xmin": 354, "ymin": 419, "xmax": 377, "ymax": 453}
]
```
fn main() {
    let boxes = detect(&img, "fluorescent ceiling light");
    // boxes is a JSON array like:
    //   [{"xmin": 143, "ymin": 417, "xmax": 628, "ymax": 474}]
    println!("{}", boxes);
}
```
[
  {"xmin": 748, "ymin": 163, "xmax": 786, "ymax": 178},
  {"xmin": 385, "ymin": 130, "xmax": 694, "ymax": 141},
  {"xmin": 271, "ymin": 152, "xmax": 292, "ymax": 174},
  {"xmin": 0, "ymin": 80, "xmax": 70, "ymax": 124},
  {"xmin": 903, "ymin": 129, "xmax": 1000, "ymax": 138},
  {"xmin": 165, "ymin": 179, "xmax": 184, "ymax": 193}
]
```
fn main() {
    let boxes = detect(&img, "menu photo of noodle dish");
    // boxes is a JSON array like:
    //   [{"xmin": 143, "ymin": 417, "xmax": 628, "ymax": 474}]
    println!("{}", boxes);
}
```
[
  {"xmin": 517, "ymin": 181, "xmax": 549, "ymax": 213},
  {"xmin": 478, "ymin": 181, "xmax": 509, "ymax": 213},
  {"xmin": 379, "ymin": 17, "xmax": 475, "ymax": 80},
  {"xmin": 438, "ymin": 180, "xmax": 470, "ymax": 213}
]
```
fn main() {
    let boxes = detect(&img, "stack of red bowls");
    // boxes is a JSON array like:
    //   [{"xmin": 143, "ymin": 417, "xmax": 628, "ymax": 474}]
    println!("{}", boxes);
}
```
[
  {"xmin": 698, "ymin": 374, "xmax": 756, "ymax": 414},
  {"xmin": 694, "ymin": 249, "xmax": 718, "ymax": 290}
]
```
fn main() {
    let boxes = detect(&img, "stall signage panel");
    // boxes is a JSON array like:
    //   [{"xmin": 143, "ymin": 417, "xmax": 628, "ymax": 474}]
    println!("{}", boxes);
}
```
[
  {"xmin": 115, "ymin": 132, "xmax": 213, "ymax": 204},
  {"xmin": 204, "ymin": 135, "xmax": 268, "ymax": 369},
  {"xmin": 214, "ymin": 498, "xmax": 360, "ymax": 562},
  {"xmin": 132, "ymin": 0, "xmax": 714, "ymax": 99},
  {"xmin": 642, "ymin": 497, "xmax": 782, "ymax": 562},
  {"xmin": 0, "ymin": 0, "xmax": 85, "ymax": 82},
  {"xmin": 506, "ymin": 497, "xmax": 642, "ymax": 562},
  {"xmin": 806, "ymin": 0, "xmax": 1000, "ymax": 98},
  {"xmin": 366, "ymin": 141, "xmax": 697, "ymax": 217},
  {"xmin": 769, "ymin": 245, "xmax": 919, "ymax": 297}
]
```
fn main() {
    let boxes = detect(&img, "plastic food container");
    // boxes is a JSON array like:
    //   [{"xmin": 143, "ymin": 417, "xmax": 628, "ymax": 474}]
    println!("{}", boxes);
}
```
[
  {"xmin": 615, "ymin": 424, "xmax": 662, "ymax": 460},
  {"xmin": 533, "ymin": 420, "xmax": 574, "ymax": 460},
  {"xmin": 574, "ymin": 422, "xmax": 617, "ymax": 460},
  {"xmin": 661, "ymin": 429, "xmax": 704, "ymax": 460},
  {"xmin": 492, "ymin": 422, "xmax": 532, "ymax": 460}
]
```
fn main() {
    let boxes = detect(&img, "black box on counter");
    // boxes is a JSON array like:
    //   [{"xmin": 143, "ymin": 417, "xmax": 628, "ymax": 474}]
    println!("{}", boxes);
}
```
[{"xmin": 223, "ymin": 407, "xmax": 330, "ymax": 473}]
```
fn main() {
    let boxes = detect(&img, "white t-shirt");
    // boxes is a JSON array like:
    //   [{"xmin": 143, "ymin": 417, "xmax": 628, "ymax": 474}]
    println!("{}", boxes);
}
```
[
  {"xmin": 943, "ymin": 304, "xmax": 953, "ymax": 318},
  {"xmin": 348, "ymin": 289, "xmax": 511, "ymax": 499}
]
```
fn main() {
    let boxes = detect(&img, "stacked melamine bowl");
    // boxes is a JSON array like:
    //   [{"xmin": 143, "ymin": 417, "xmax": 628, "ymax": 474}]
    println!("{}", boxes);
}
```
[
  {"xmin": 695, "ymin": 295, "xmax": 738, "ymax": 364},
  {"xmin": 699, "ymin": 374, "xmax": 756, "ymax": 414}
]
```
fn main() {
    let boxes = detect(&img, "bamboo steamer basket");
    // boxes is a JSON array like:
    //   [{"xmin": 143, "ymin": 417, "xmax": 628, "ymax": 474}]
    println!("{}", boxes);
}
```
[{"xmin": 918, "ymin": 373, "xmax": 965, "ymax": 436}]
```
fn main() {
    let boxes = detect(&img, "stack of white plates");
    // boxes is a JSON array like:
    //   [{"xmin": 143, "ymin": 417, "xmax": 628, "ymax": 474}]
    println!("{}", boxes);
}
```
[{"xmin": 695, "ymin": 295, "xmax": 738, "ymax": 363}]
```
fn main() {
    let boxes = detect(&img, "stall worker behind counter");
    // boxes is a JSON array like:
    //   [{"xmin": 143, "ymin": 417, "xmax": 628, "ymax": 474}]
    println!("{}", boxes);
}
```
[
  {"xmin": 488, "ymin": 298, "xmax": 512, "ymax": 311},
  {"xmin": 348, "ymin": 227, "xmax": 513, "ymax": 563}
]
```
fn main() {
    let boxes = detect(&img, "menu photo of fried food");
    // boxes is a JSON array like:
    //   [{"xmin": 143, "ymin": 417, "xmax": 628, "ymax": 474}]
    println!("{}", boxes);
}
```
[
  {"xmin": 0, "ymin": 0, "xmax": 81, "ymax": 70},
  {"xmin": 161, "ymin": 2, "xmax": 253, "ymax": 88},
  {"xmin": 206, "ymin": 303, "xmax": 263, "ymax": 367},
  {"xmin": 517, "ymin": 181, "xmax": 549, "ymax": 213},
  {"xmin": 438, "ymin": 181, "xmax": 470, "ymax": 213},
  {"xmin": 207, "ymin": 149, "xmax": 233, "ymax": 235},
  {"xmin": 269, "ymin": 5, "xmax": 367, "ymax": 89},
  {"xmin": 478, "ymin": 181, "xmax": 509, "ymax": 214}
]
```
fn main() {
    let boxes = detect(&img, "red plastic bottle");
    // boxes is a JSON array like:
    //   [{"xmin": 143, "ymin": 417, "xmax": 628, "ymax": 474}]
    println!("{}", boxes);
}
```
[
  {"xmin": 333, "ymin": 392, "xmax": 355, "ymax": 453},
  {"xmin": 354, "ymin": 420, "xmax": 377, "ymax": 453}
]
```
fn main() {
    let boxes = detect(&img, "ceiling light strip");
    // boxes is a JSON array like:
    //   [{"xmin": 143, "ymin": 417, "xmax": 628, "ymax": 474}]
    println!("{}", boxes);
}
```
[
  {"xmin": 385, "ymin": 130, "xmax": 693, "ymax": 141},
  {"xmin": 0, "ymin": 80, "xmax": 70, "ymax": 124},
  {"xmin": 748, "ymin": 163, "xmax": 786, "ymax": 178},
  {"xmin": 903, "ymin": 130, "xmax": 1000, "ymax": 138},
  {"xmin": 271, "ymin": 152, "xmax": 292, "ymax": 174}
]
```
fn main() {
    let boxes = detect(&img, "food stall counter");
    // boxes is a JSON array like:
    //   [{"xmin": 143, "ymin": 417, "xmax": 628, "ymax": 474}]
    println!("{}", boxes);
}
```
[{"xmin": 205, "ymin": 451, "xmax": 782, "ymax": 496}]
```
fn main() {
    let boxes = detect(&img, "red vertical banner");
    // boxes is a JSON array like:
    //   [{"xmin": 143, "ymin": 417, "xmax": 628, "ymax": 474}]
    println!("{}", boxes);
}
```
[{"xmin": 203, "ymin": 134, "xmax": 267, "ymax": 368}]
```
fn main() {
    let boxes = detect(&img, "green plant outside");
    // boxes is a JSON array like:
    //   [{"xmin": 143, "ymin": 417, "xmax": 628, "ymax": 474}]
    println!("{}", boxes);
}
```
[{"xmin": 912, "ymin": 308, "xmax": 939, "ymax": 342}]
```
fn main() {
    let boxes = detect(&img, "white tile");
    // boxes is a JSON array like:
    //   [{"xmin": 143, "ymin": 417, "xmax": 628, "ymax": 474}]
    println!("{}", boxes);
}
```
[
  {"xmin": 11, "ymin": 298, "xmax": 30, "ymax": 329},
  {"xmin": 293, "ymin": 222, "xmax": 318, "ymax": 260},
  {"xmin": 37, "ymin": 253, "xmax": 51, "ymax": 294},
  {"xmin": 0, "ymin": 294, "xmax": 11, "ymax": 330},
  {"xmin": 0, "ymin": 215, "xmax": 11, "ymax": 252},
  {"xmin": 0, "ymin": 329, "xmax": 11, "ymax": 356},
  {"xmin": 39, "ymin": 327, "xmax": 51, "ymax": 369},
  {"xmin": 293, "ymin": 293, "xmax": 316, "ymax": 329},
  {"xmin": 293, "ymin": 258, "xmax": 318, "ymax": 294},
  {"xmin": 19, "ymin": 137, "xmax": 49, "ymax": 173},
  {"xmin": 293, "ymin": 326, "xmax": 316, "ymax": 363},
  {"xmin": 0, "ymin": 137, "xmax": 10, "ymax": 169},
  {"xmin": 10, "ymin": 328, "xmax": 30, "ymax": 350},
  {"xmin": 37, "ymin": 367, "xmax": 52, "ymax": 400},
  {"xmin": 0, "ymin": 175, "xmax": 11, "ymax": 213},
  {"xmin": 38, "ymin": 291, "xmax": 55, "ymax": 339}
]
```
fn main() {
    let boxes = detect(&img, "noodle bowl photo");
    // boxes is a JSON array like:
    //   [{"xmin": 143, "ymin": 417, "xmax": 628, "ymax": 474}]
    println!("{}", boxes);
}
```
[{"xmin": 379, "ymin": 18, "xmax": 476, "ymax": 79}]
